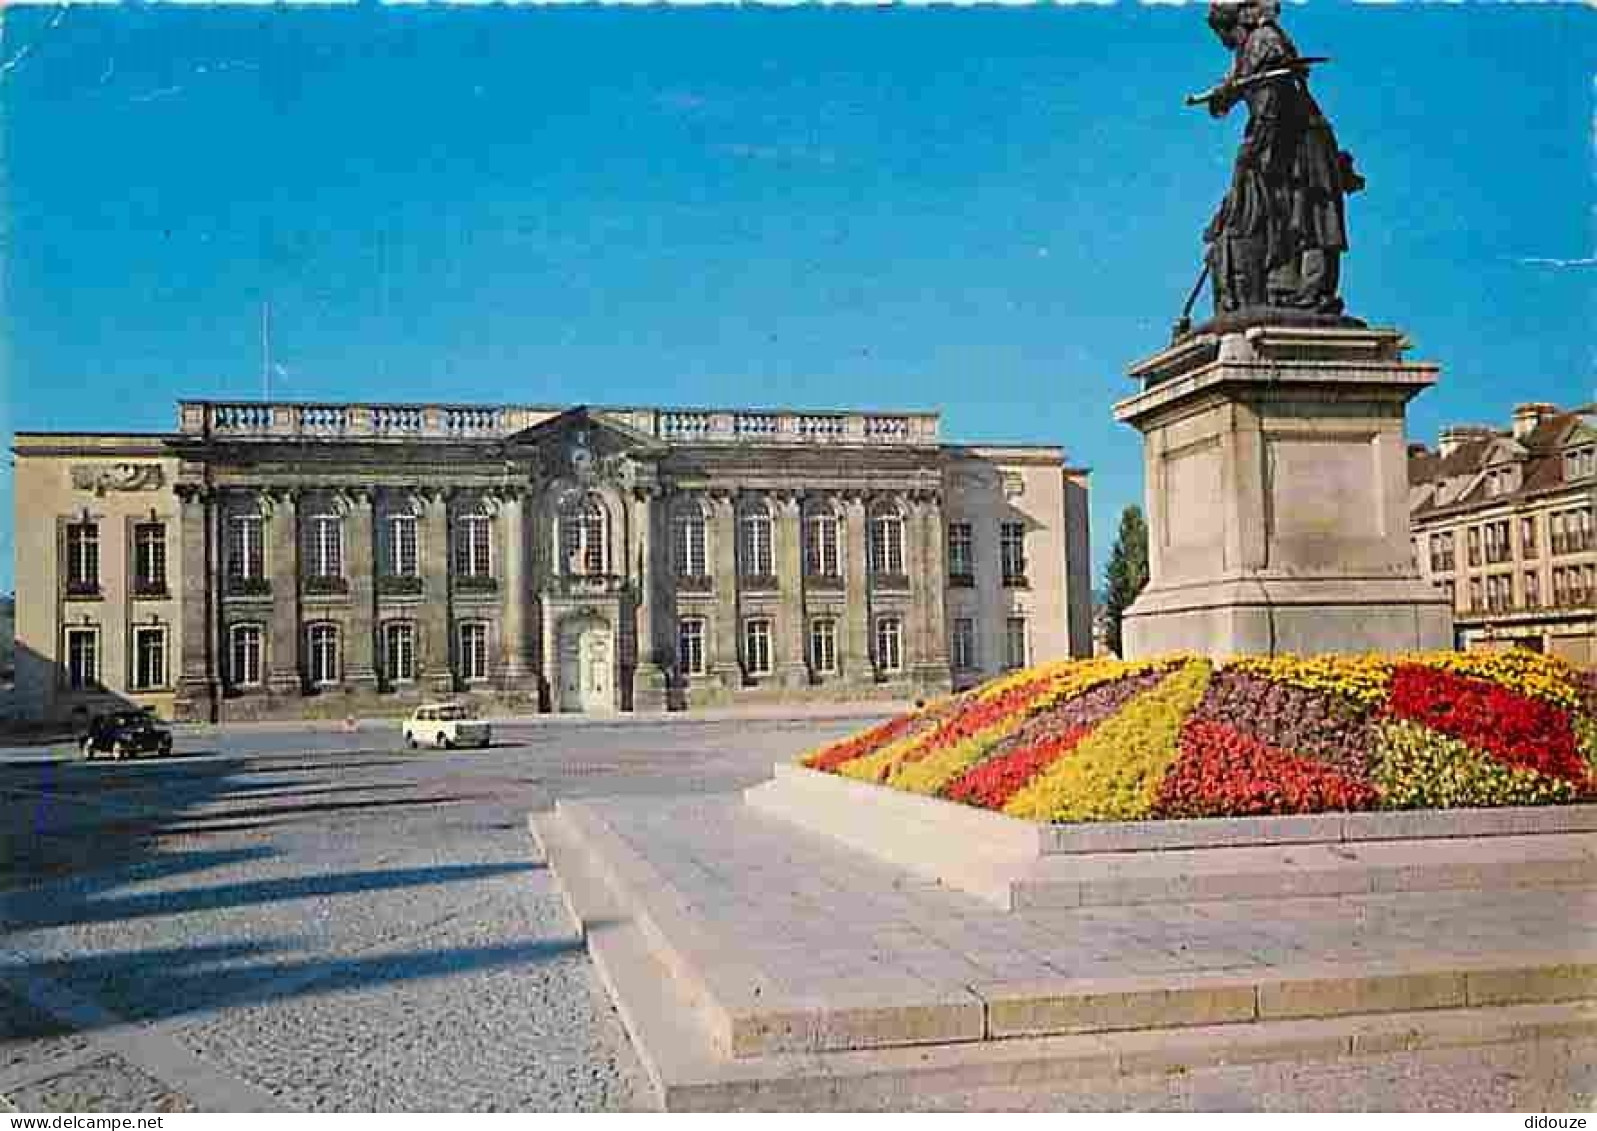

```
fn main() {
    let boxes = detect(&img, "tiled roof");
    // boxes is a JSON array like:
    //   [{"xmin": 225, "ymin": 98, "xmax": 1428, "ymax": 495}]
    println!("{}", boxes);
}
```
[{"xmin": 1409, "ymin": 405, "xmax": 1594, "ymax": 518}]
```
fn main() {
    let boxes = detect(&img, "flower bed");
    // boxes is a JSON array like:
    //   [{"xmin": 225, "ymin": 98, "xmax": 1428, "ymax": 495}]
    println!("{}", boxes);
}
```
[{"xmin": 799, "ymin": 651, "xmax": 1597, "ymax": 823}]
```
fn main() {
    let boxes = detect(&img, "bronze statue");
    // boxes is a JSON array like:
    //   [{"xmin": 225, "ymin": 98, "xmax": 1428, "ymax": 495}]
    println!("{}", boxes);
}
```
[{"xmin": 1183, "ymin": 1, "xmax": 1364, "ymax": 332}]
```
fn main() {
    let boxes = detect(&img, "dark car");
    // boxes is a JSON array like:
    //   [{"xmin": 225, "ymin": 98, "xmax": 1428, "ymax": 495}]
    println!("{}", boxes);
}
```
[{"xmin": 80, "ymin": 710, "xmax": 173, "ymax": 760}]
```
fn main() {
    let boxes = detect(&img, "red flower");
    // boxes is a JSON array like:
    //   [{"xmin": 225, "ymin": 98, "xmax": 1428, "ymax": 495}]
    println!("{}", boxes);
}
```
[
  {"xmin": 892, "ymin": 675, "xmax": 1062, "ymax": 768},
  {"xmin": 806, "ymin": 713, "xmax": 922, "ymax": 772},
  {"xmin": 942, "ymin": 726, "xmax": 1091, "ymax": 809},
  {"xmin": 1385, "ymin": 665, "xmax": 1585, "ymax": 784},
  {"xmin": 1155, "ymin": 719, "xmax": 1378, "ymax": 818}
]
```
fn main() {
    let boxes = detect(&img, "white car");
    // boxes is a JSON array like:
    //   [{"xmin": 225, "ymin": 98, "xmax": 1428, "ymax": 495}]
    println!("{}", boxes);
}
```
[{"xmin": 403, "ymin": 703, "xmax": 492, "ymax": 750}]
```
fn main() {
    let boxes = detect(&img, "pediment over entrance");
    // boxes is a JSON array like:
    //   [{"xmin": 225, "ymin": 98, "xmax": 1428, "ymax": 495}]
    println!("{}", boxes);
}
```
[{"xmin": 504, "ymin": 406, "xmax": 666, "ymax": 489}]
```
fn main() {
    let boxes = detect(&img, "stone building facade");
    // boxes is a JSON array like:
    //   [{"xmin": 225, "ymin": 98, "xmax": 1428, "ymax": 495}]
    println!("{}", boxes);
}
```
[
  {"xmin": 1409, "ymin": 401, "xmax": 1596, "ymax": 667},
  {"xmin": 13, "ymin": 400, "xmax": 1092, "ymax": 722}
]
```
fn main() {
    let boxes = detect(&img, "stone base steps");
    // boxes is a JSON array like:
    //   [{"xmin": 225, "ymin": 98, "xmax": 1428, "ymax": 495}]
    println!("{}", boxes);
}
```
[
  {"xmin": 531, "ymin": 799, "xmax": 1597, "ymax": 1110},
  {"xmin": 749, "ymin": 764, "xmax": 1597, "ymax": 910},
  {"xmin": 1008, "ymin": 833, "xmax": 1597, "ymax": 910}
]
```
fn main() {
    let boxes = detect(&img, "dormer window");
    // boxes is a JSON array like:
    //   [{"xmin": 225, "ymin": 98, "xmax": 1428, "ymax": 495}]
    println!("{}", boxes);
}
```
[
  {"xmin": 1567, "ymin": 447, "xmax": 1594, "ymax": 482},
  {"xmin": 1484, "ymin": 465, "xmax": 1517, "ymax": 498}
]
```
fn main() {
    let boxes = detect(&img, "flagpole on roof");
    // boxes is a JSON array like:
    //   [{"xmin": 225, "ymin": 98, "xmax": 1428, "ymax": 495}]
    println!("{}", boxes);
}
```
[{"xmin": 261, "ymin": 300, "xmax": 271, "ymax": 402}]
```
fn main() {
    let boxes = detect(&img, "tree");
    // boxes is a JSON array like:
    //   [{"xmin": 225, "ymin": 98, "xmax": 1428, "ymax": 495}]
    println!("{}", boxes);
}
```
[{"xmin": 1102, "ymin": 506, "xmax": 1150, "ymax": 657}]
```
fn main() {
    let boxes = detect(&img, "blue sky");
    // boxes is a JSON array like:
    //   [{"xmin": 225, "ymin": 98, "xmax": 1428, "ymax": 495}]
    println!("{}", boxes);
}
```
[{"xmin": 3, "ymin": 2, "xmax": 1593, "ymax": 596}]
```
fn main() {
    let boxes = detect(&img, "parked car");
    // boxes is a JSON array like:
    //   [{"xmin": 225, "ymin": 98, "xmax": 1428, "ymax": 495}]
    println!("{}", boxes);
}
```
[
  {"xmin": 80, "ymin": 709, "xmax": 173, "ymax": 760},
  {"xmin": 403, "ymin": 703, "xmax": 492, "ymax": 750}
]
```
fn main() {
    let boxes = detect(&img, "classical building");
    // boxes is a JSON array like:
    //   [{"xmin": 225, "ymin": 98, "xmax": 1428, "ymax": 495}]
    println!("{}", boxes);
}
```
[
  {"xmin": 1409, "ymin": 401, "xmax": 1596, "ymax": 667},
  {"xmin": 13, "ymin": 400, "xmax": 1092, "ymax": 722}
]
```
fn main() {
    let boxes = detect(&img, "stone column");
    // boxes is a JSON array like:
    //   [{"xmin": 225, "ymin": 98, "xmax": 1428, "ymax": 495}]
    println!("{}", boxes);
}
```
[
  {"xmin": 498, "ymin": 487, "xmax": 530, "ymax": 690},
  {"xmin": 266, "ymin": 487, "xmax": 301, "ymax": 697},
  {"xmin": 422, "ymin": 488, "xmax": 454, "ymax": 694},
  {"xmin": 344, "ymin": 487, "xmax": 378, "ymax": 690},
  {"xmin": 173, "ymin": 484, "xmax": 217, "ymax": 722},
  {"xmin": 774, "ymin": 491, "xmax": 808, "ymax": 688},
  {"xmin": 842, "ymin": 492, "xmax": 870, "ymax": 683},
  {"xmin": 710, "ymin": 489, "xmax": 741, "ymax": 690},
  {"xmin": 632, "ymin": 487, "xmax": 668, "ymax": 710}
]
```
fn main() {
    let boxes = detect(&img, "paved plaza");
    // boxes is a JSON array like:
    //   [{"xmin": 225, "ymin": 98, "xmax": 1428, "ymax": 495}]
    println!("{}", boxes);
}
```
[{"xmin": 2, "ymin": 714, "xmax": 1593, "ymax": 1111}]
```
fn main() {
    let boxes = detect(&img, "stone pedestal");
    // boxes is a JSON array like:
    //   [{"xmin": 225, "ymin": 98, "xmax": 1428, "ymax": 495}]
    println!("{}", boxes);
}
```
[{"xmin": 1114, "ymin": 325, "xmax": 1452, "ymax": 659}]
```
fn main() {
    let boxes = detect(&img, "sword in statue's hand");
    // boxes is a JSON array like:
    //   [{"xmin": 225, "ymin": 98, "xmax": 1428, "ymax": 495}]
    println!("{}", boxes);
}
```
[{"xmin": 1185, "ymin": 56, "xmax": 1330, "ymax": 108}]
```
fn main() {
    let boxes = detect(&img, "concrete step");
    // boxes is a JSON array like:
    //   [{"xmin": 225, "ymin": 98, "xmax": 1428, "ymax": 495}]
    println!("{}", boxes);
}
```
[
  {"xmin": 530, "ymin": 804, "xmax": 1597, "ymax": 1111},
  {"xmin": 534, "ymin": 796, "xmax": 1597, "ymax": 1059},
  {"xmin": 1011, "ymin": 832, "xmax": 1597, "ymax": 910}
]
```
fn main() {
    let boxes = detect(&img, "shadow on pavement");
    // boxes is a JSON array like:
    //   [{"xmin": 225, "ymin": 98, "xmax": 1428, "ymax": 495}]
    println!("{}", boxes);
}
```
[
  {"xmin": 5, "ymin": 861, "xmax": 540, "ymax": 929},
  {"xmin": 7, "ymin": 936, "xmax": 586, "ymax": 1030}
]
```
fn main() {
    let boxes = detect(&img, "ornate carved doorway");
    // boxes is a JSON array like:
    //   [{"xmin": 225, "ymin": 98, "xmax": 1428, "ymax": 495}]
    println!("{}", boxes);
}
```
[{"xmin": 557, "ymin": 615, "xmax": 612, "ymax": 713}]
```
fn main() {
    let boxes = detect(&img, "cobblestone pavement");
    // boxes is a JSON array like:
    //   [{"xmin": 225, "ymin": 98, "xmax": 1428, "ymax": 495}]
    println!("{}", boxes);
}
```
[
  {"xmin": 3, "ymin": 718, "xmax": 1593, "ymax": 1111},
  {"xmin": 0, "ymin": 717, "xmax": 865, "ymax": 1112}
]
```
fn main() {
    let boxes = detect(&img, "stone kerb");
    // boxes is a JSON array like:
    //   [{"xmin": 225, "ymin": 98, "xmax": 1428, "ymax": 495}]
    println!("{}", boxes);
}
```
[
  {"xmin": 765, "ymin": 762, "xmax": 1597, "ymax": 856},
  {"xmin": 745, "ymin": 763, "xmax": 1045, "ymax": 907},
  {"xmin": 1041, "ymin": 803, "xmax": 1597, "ymax": 854},
  {"xmin": 751, "ymin": 766, "xmax": 1597, "ymax": 909}
]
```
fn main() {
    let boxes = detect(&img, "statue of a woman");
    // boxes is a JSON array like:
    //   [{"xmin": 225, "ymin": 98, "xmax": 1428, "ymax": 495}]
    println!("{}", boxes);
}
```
[{"xmin": 1201, "ymin": 1, "xmax": 1363, "ymax": 319}]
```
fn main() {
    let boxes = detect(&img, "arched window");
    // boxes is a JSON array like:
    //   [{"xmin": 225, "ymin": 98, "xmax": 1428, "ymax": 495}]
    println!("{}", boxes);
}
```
[
  {"xmin": 672, "ymin": 498, "xmax": 707, "ymax": 578},
  {"xmin": 739, "ymin": 499, "xmax": 773, "ymax": 577},
  {"xmin": 560, "ymin": 494, "xmax": 607, "ymax": 576},
  {"xmin": 804, "ymin": 502, "xmax": 841, "ymax": 579},
  {"xmin": 869, "ymin": 503, "xmax": 905, "ymax": 577}
]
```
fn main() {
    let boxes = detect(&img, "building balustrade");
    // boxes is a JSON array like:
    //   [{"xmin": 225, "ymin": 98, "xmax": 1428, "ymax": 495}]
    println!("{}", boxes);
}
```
[
  {"xmin": 454, "ymin": 574, "xmax": 499, "ymax": 594},
  {"xmin": 131, "ymin": 580, "xmax": 170, "ymax": 600},
  {"xmin": 372, "ymin": 406, "xmax": 424, "ymax": 434},
  {"xmin": 675, "ymin": 573, "xmax": 714, "ymax": 593},
  {"xmin": 225, "ymin": 576, "xmax": 272, "ymax": 597},
  {"xmin": 299, "ymin": 406, "xmax": 348, "ymax": 434},
  {"xmin": 182, "ymin": 400, "xmax": 940, "ymax": 446},
  {"xmin": 948, "ymin": 572, "xmax": 976, "ymax": 589},
  {"xmin": 870, "ymin": 572, "xmax": 911, "ymax": 592},
  {"xmin": 64, "ymin": 580, "xmax": 101, "ymax": 600},
  {"xmin": 733, "ymin": 413, "xmax": 781, "ymax": 438},
  {"xmin": 739, "ymin": 573, "xmax": 781, "ymax": 593},
  {"xmin": 804, "ymin": 573, "xmax": 845, "ymax": 591}
]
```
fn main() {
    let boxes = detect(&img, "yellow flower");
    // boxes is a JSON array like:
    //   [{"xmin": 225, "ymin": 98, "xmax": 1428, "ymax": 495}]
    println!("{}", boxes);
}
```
[{"xmin": 1003, "ymin": 658, "xmax": 1212, "ymax": 822}]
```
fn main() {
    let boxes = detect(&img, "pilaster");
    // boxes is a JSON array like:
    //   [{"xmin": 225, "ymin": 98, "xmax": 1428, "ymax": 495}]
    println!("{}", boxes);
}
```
[
  {"xmin": 632, "ymin": 486, "xmax": 668, "ymax": 710},
  {"xmin": 842, "ymin": 492, "xmax": 869, "ymax": 680},
  {"xmin": 497, "ymin": 486, "xmax": 531, "ymax": 688},
  {"xmin": 913, "ymin": 489, "xmax": 952, "ymax": 694},
  {"xmin": 709, "ymin": 489, "xmax": 741, "ymax": 690},
  {"xmin": 266, "ymin": 487, "xmax": 301, "ymax": 697},
  {"xmin": 422, "ymin": 488, "xmax": 454, "ymax": 694},
  {"xmin": 774, "ymin": 490, "xmax": 808, "ymax": 688},
  {"xmin": 172, "ymin": 484, "xmax": 217, "ymax": 722},
  {"xmin": 343, "ymin": 487, "xmax": 379, "ymax": 690}
]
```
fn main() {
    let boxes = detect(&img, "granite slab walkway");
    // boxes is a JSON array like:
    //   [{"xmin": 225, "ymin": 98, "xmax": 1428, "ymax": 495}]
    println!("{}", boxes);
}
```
[{"xmin": 583, "ymin": 794, "xmax": 1595, "ymax": 997}]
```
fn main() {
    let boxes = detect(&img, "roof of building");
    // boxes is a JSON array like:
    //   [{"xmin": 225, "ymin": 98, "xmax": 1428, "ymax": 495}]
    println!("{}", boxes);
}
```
[{"xmin": 1409, "ymin": 403, "xmax": 1596, "ymax": 519}]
